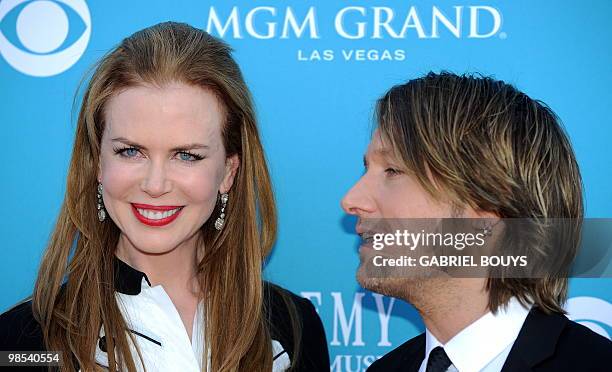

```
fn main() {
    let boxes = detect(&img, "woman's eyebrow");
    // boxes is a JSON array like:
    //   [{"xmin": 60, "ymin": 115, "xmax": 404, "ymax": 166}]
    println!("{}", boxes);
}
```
[{"xmin": 111, "ymin": 137, "xmax": 209, "ymax": 151}]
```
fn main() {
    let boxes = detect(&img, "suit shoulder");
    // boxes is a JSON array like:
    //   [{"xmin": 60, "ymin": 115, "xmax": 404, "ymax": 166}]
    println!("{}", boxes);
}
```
[
  {"xmin": 517, "ymin": 310, "xmax": 612, "ymax": 371},
  {"xmin": 558, "ymin": 317, "xmax": 612, "ymax": 361},
  {"xmin": 368, "ymin": 333, "xmax": 425, "ymax": 371},
  {"xmin": 0, "ymin": 299, "xmax": 45, "ymax": 351}
]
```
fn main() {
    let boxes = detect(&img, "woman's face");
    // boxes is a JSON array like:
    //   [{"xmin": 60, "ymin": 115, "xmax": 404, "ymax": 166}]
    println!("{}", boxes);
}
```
[{"xmin": 98, "ymin": 82, "xmax": 238, "ymax": 255}]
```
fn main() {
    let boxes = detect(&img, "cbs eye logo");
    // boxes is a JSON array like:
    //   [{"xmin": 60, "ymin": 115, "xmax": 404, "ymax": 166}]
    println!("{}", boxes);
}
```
[{"xmin": 0, "ymin": 0, "xmax": 91, "ymax": 77}]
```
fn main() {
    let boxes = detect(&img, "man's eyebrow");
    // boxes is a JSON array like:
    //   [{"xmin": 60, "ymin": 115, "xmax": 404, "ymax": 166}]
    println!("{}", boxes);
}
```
[
  {"xmin": 372, "ymin": 148, "xmax": 392, "ymax": 156},
  {"xmin": 363, "ymin": 147, "xmax": 392, "ymax": 166},
  {"xmin": 111, "ymin": 137, "xmax": 209, "ymax": 152}
]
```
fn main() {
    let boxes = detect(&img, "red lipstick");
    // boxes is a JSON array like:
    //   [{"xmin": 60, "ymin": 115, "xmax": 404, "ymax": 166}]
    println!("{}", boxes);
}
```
[{"xmin": 131, "ymin": 203, "xmax": 183, "ymax": 227}]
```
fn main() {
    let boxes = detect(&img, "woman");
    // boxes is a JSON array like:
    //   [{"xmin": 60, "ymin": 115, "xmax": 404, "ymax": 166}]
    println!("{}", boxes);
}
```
[{"xmin": 0, "ymin": 22, "xmax": 329, "ymax": 371}]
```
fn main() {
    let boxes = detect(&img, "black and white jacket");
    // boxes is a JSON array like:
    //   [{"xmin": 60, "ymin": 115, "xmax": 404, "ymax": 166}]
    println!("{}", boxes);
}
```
[{"xmin": 0, "ymin": 257, "xmax": 330, "ymax": 371}]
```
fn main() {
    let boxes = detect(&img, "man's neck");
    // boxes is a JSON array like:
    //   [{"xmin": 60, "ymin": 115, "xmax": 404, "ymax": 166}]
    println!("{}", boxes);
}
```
[{"xmin": 413, "ymin": 278, "xmax": 489, "ymax": 344}]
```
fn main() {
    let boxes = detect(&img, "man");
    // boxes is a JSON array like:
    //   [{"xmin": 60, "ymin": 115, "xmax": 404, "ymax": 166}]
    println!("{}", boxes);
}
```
[{"xmin": 341, "ymin": 72, "xmax": 611, "ymax": 371}]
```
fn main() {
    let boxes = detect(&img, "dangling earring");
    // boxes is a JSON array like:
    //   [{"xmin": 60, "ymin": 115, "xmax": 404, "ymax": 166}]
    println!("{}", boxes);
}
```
[
  {"xmin": 97, "ymin": 182, "xmax": 106, "ymax": 222},
  {"xmin": 214, "ymin": 193, "xmax": 229, "ymax": 230}
]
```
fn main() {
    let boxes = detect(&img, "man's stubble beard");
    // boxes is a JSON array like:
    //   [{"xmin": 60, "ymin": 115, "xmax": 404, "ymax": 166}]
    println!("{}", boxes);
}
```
[
  {"xmin": 357, "ymin": 264, "xmax": 425, "ymax": 302},
  {"xmin": 356, "ymin": 262, "xmax": 451, "ymax": 311}
]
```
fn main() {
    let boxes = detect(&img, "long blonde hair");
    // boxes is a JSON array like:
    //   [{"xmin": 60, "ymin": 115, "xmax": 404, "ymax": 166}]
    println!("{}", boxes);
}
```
[{"xmin": 32, "ymin": 22, "xmax": 276, "ymax": 371}]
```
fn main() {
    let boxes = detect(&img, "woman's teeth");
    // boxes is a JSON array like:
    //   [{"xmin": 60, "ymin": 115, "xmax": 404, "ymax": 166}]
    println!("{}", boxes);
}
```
[{"xmin": 136, "ymin": 207, "xmax": 181, "ymax": 220}]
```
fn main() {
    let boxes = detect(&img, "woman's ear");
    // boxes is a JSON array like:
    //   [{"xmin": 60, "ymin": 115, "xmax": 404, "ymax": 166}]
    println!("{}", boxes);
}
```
[{"xmin": 220, "ymin": 154, "xmax": 240, "ymax": 194}]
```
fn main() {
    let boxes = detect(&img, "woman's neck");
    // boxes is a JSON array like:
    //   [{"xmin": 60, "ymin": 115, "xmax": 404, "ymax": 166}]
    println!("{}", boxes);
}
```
[{"xmin": 115, "ymin": 234, "xmax": 200, "ymax": 296}]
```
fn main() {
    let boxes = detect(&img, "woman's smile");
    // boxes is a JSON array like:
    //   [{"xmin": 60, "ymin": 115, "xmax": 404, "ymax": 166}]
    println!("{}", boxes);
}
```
[{"xmin": 131, "ymin": 203, "xmax": 185, "ymax": 226}]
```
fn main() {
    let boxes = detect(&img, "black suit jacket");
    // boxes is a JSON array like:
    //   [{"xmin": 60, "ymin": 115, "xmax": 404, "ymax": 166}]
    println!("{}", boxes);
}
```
[{"xmin": 367, "ymin": 307, "xmax": 612, "ymax": 371}]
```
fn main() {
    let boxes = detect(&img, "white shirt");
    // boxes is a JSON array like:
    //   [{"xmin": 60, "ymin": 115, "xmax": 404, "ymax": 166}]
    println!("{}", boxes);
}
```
[
  {"xmin": 418, "ymin": 297, "xmax": 532, "ymax": 372},
  {"xmin": 91, "ymin": 277, "xmax": 291, "ymax": 372}
]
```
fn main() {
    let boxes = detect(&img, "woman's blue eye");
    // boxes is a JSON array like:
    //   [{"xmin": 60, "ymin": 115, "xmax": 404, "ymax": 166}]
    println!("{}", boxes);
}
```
[
  {"xmin": 178, "ymin": 152, "xmax": 204, "ymax": 162},
  {"xmin": 125, "ymin": 148, "xmax": 139, "ymax": 157},
  {"xmin": 179, "ymin": 152, "xmax": 195, "ymax": 161},
  {"xmin": 113, "ymin": 146, "xmax": 203, "ymax": 162},
  {"xmin": 113, "ymin": 146, "xmax": 140, "ymax": 158}
]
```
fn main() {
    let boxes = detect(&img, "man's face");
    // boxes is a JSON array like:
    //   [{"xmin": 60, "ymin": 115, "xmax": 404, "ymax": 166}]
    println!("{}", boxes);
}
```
[{"xmin": 341, "ymin": 131, "xmax": 455, "ymax": 296}]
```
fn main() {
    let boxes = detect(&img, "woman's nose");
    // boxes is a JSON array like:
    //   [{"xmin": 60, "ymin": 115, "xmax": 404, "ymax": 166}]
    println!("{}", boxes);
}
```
[{"xmin": 140, "ymin": 160, "xmax": 172, "ymax": 197}]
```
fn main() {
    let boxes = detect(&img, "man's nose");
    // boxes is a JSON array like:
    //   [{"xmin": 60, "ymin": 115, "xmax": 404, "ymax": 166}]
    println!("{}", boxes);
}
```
[{"xmin": 341, "ymin": 176, "xmax": 376, "ymax": 218}]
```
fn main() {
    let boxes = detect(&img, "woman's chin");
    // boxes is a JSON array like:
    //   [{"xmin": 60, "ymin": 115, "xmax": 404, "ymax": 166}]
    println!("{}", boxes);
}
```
[{"xmin": 118, "ymin": 233, "xmax": 182, "ymax": 256}]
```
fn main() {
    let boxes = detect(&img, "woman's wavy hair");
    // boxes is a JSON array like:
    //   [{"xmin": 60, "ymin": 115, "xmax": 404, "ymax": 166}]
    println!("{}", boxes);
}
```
[
  {"xmin": 376, "ymin": 71, "xmax": 584, "ymax": 314},
  {"xmin": 32, "ymin": 22, "xmax": 281, "ymax": 371}
]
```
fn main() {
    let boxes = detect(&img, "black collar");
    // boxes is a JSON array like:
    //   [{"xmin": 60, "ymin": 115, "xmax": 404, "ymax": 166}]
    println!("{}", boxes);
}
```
[{"xmin": 113, "ymin": 256, "xmax": 151, "ymax": 295}]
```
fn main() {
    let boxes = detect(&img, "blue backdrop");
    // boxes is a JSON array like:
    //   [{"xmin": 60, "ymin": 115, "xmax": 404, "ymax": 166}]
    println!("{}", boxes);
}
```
[{"xmin": 1, "ymin": 1, "xmax": 610, "ymax": 371}]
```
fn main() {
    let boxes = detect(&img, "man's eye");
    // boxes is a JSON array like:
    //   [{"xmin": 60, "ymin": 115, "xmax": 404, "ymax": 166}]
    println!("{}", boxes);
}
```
[{"xmin": 385, "ymin": 168, "xmax": 401, "ymax": 176}]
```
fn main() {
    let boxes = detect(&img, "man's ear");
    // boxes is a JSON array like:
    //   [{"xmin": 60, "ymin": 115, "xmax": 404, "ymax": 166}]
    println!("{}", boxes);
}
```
[
  {"xmin": 220, "ymin": 154, "xmax": 240, "ymax": 194},
  {"xmin": 471, "ymin": 209, "xmax": 501, "ymax": 232}
]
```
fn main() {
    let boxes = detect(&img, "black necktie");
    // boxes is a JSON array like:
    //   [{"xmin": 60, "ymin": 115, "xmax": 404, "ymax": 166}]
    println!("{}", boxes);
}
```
[{"xmin": 425, "ymin": 346, "xmax": 452, "ymax": 372}]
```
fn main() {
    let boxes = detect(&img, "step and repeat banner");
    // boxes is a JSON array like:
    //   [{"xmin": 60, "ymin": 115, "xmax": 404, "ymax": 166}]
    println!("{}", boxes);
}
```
[{"xmin": 1, "ymin": 1, "xmax": 611, "ymax": 370}]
